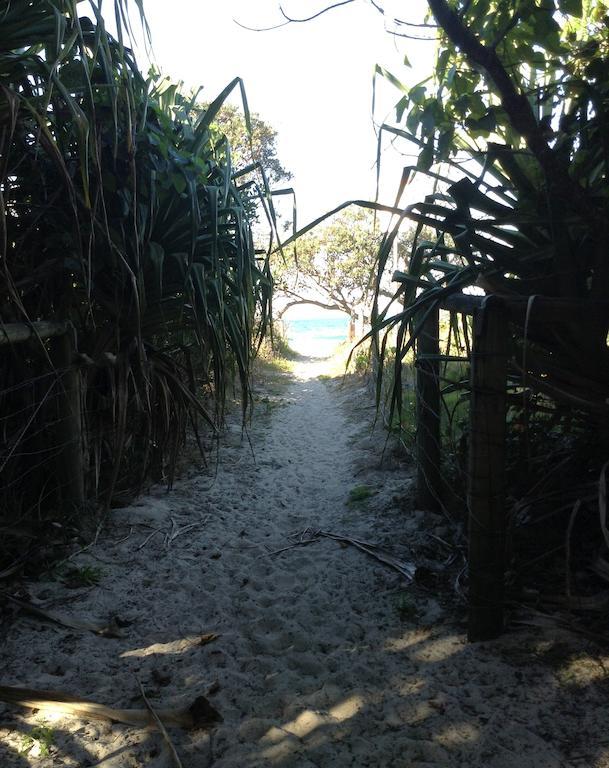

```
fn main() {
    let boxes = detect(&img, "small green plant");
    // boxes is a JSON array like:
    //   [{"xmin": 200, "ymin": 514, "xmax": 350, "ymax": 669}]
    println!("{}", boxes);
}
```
[
  {"xmin": 347, "ymin": 484, "xmax": 375, "ymax": 506},
  {"xmin": 353, "ymin": 348, "xmax": 370, "ymax": 374},
  {"xmin": 19, "ymin": 725, "xmax": 55, "ymax": 757},
  {"xmin": 63, "ymin": 565, "xmax": 103, "ymax": 588}
]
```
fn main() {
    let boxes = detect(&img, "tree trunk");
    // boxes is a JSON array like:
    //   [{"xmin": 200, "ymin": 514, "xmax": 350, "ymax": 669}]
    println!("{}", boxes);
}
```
[{"xmin": 348, "ymin": 314, "xmax": 357, "ymax": 342}]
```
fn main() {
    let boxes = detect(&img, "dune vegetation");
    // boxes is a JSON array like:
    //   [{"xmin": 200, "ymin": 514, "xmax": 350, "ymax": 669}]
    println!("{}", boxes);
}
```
[{"xmin": 0, "ymin": 0, "xmax": 278, "ymax": 572}]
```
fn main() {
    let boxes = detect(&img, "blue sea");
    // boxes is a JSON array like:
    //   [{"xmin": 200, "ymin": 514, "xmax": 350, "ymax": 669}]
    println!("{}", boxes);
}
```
[{"xmin": 284, "ymin": 315, "xmax": 350, "ymax": 357}]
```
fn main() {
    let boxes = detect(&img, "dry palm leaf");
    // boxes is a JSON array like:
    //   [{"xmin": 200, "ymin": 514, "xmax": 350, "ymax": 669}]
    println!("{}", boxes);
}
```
[
  {"xmin": 319, "ymin": 530, "xmax": 417, "ymax": 580},
  {"xmin": 277, "ymin": 527, "xmax": 416, "ymax": 580},
  {"xmin": 0, "ymin": 685, "xmax": 222, "ymax": 730}
]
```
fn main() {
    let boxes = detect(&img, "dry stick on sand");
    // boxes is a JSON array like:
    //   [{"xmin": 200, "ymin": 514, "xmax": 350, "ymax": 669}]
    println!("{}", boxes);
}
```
[
  {"xmin": 0, "ymin": 684, "xmax": 222, "ymax": 730},
  {"xmin": 138, "ymin": 516, "xmax": 209, "ymax": 551},
  {"xmin": 49, "ymin": 522, "xmax": 105, "ymax": 571},
  {"xmin": 112, "ymin": 526, "xmax": 134, "ymax": 545},
  {"xmin": 165, "ymin": 515, "xmax": 210, "ymax": 548},
  {"xmin": 0, "ymin": 557, "xmax": 28, "ymax": 580},
  {"xmin": 136, "ymin": 677, "xmax": 184, "ymax": 768},
  {"xmin": 138, "ymin": 527, "xmax": 162, "ymax": 550},
  {"xmin": 512, "ymin": 608, "xmax": 609, "ymax": 646},
  {"xmin": 319, "ymin": 530, "xmax": 417, "ymax": 580},
  {"xmin": 268, "ymin": 527, "xmax": 416, "ymax": 581},
  {"xmin": 264, "ymin": 529, "xmax": 321, "ymax": 557}
]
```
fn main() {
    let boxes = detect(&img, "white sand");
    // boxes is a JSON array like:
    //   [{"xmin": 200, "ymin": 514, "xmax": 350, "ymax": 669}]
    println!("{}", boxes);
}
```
[{"xmin": 1, "ymin": 358, "xmax": 609, "ymax": 767}]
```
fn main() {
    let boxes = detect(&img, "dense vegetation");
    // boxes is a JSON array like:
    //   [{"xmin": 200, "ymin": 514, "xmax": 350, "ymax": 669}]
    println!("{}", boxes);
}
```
[
  {"xmin": 373, "ymin": 0, "xmax": 609, "ymax": 396},
  {"xmin": 0, "ymin": 0, "xmax": 275, "ymax": 571},
  {"xmin": 369, "ymin": 0, "xmax": 609, "ymax": 597}
]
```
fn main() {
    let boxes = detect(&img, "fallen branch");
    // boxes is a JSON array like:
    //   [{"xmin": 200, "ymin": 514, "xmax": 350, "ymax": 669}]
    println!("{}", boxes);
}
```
[
  {"xmin": 112, "ymin": 527, "xmax": 134, "ymax": 546},
  {"xmin": 165, "ymin": 516, "xmax": 210, "ymax": 548},
  {"xmin": 0, "ymin": 557, "xmax": 27, "ymax": 580},
  {"xmin": 541, "ymin": 591, "xmax": 609, "ymax": 613},
  {"xmin": 52, "ymin": 522, "xmax": 104, "ymax": 569},
  {"xmin": 512, "ymin": 608, "xmax": 609, "ymax": 646},
  {"xmin": 138, "ymin": 516, "xmax": 209, "ymax": 551},
  {"xmin": 264, "ymin": 528, "xmax": 321, "ymax": 557},
  {"xmin": 319, "ymin": 530, "xmax": 417, "ymax": 580},
  {"xmin": 271, "ymin": 527, "xmax": 416, "ymax": 581},
  {"xmin": 0, "ymin": 684, "xmax": 222, "ymax": 730},
  {"xmin": 138, "ymin": 528, "xmax": 162, "ymax": 550}
]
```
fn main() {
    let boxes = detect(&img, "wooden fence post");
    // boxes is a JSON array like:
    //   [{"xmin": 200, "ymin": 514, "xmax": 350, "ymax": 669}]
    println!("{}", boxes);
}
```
[
  {"xmin": 467, "ymin": 297, "xmax": 508, "ymax": 641},
  {"xmin": 415, "ymin": 305, "xmax": 441, "ymax": 511},
  {"xmin": 50, "ymin": 328, "xmax": 85, "ymax": 514}
]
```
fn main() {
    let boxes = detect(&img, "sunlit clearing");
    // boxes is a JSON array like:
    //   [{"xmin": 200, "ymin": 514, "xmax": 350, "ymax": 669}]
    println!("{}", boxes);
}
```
[
  {"xmin": 410, "ymin": 635, "xmax": 464, "ymax": 663},
  {"xmin": 265, "ymin": 695, "xmax": 364, "ymax": 747},
  {"xmin": 329, "ymin": 695, "xmax": 365, "ymax": 722},
  {"xmin": 33, "ymin": 710, "xmax": 63, "ymax": 724},
  {"xmin": 557, "ymin": 655, "xmax": 608, "ymax": 688},
  {"xmin": 293, "ymin": 343, "xmax": 353, "ymax": 381},
  {"xmin": 384, "ymin": 628, "xmax": 431, "ymax": 652},
  {"xmin": 269, "ymin": 711, "xmax": 328, "ymax": 740},
  {"xmin": 120, "ymin": 636, "xmax": 201, "ymax": 657}
]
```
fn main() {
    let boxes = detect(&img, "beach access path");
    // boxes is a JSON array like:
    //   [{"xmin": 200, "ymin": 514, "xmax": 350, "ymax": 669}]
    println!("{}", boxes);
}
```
[{"xmin": 1, "ymin": 356, "xmax": 608, "ymax": 767}]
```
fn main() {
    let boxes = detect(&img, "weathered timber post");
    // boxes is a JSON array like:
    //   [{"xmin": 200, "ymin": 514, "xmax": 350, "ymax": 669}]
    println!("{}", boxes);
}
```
[
  {"xmin": 467, "ymin": 297, "xmax": 508, "ymax": 641},
  {"xmin": 415, "ymin": 304, "xmax": 441, "ymax": 511},
  {"xmin": 50, "ymin": 328, "xmax": 85, "ymax": 514}
]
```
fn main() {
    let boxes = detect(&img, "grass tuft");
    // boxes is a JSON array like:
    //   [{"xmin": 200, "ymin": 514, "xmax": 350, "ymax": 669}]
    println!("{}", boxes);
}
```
[
  {"xmin": 347, "ymin": 484, "xmax": 376, "ymax": 506},
  {"xmin": 18, "ymin": 725, "xmax": 55, "ymax": 758}
]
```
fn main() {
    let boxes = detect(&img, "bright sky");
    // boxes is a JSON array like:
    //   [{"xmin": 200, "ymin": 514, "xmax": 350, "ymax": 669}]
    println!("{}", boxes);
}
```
[{"xmin": 138, "ymin": 0, "xmax": 435, "ymax": 228}]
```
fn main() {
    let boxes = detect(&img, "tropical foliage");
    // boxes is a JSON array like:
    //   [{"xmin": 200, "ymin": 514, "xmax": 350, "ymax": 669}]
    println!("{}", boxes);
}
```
[
  {"xmin": 0, "ymin": 0, "xmax": 274, "ymax": 568},
  {"xmin": 365, "ymin": 0, "xmax": 609, "ymax": 590},
  {"xmin": 211, "ymin": 103, "xmax": 291, "ymax": 189},
  {"xmin": 372, "ymin": 0, "xmax": 609, "ymax": 416},
  {"xmin": 274, "ymin": 209, "xmax": 394, "ymax": 332}
]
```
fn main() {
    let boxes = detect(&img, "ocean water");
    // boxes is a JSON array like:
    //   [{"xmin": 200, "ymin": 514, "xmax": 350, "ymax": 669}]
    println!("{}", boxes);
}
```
[{"xmin": 284, "ymin": 315, "xmax": 350, "ymax": 357}]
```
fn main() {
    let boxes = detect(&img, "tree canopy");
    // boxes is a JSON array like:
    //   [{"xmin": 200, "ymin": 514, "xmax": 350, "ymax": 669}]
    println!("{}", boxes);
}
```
[
  {"xmin": 274, "ymin": 208, "xmax": 415, "ymax": 335},
  {"xmin": 207, "ymin": 103, "xmax": 292, "ymax": 224},
  {"xmin": 211, "ymin": 103, "xmax": 291, "ymax": 188}
]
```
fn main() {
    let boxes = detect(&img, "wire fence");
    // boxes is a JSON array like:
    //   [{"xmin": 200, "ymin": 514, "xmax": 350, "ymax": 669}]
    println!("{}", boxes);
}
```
[
  {"xmin": 407, "ymin": 295, "xmax": 609, "ymax": 639},
  {"xmin": 0, "ymin": 325, "xmax": 211, "ymax": 576}
]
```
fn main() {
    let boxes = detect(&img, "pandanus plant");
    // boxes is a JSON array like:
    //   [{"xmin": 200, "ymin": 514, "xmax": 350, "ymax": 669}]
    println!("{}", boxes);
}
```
[{"xmin": 0, "ymin": 0, "xmax": 274, "ymax": 557}]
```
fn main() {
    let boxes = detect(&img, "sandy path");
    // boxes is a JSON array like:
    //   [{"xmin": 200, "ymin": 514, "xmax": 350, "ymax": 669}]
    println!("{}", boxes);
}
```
[{"xmin": 1, "ymin": 359, "xmax": 609, "ymax": 767}]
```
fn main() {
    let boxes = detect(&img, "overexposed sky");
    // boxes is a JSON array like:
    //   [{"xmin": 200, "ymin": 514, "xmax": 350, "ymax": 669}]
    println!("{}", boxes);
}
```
[{"xmin": 137, "ymin": 0, "xmax": 435, "ymax": 227}]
